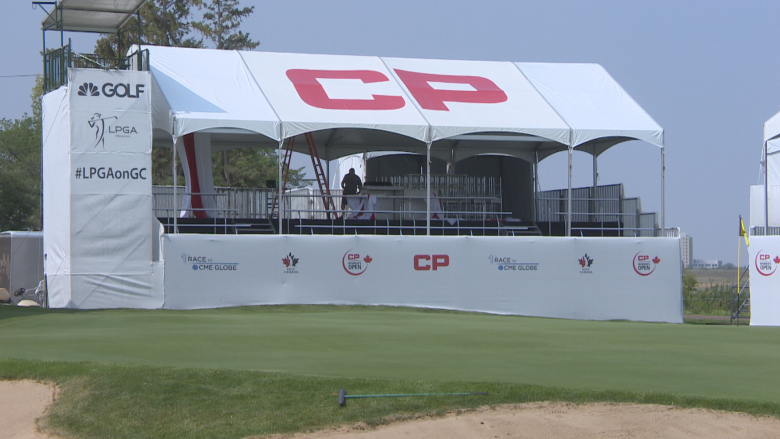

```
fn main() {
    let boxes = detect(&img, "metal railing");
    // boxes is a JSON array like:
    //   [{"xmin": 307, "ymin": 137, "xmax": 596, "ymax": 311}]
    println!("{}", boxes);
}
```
[
  {"xmin": 153, "ymin": 186, "xmax": 274, "ymax": 219},
  {"xmin": 750, "ymin": 226, "xmax": 780, "ymax": 236},
  {"xmin": 152, "ymin": 185, "xmax": 673, "ymax": 237},
  {"xmin": 535, "ymin": 183, "xmax": 668, "ymax": 236},
  {"xmin": 43, "ymin": 41, "xmax": 150, "ymax": 92}
]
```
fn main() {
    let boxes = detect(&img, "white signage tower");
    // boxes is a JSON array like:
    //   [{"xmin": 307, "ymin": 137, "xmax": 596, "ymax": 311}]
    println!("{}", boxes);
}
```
[{"xmin": 42, "ymin": 69, "xmax": 162, "ymax": 308}]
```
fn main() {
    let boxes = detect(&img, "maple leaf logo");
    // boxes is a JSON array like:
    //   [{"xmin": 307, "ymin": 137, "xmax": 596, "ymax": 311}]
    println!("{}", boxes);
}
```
[
  {"xmin": 283, "ymin": 253, "xmax": 299, "ymax": 268},
  {"xmin": 652, "ymin": 256, "xmax": 661, "ymax": 264},
  {"xmin": 363, "ymin": 255, "xmax": 373, "ymax": 264},
  {"xmin": 774, "ymin": 256, "xmax": 780, "ymax": 264},
  {"xmin": 579, "ymin": 254, "xmax": 593, "ymax": 268},
  {"xmin": 77, "ymin": 82, "xmax": 99, "ymax": 97}
]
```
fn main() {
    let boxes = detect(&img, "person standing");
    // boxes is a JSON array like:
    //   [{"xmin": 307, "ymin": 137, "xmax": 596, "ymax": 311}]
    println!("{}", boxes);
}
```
[{"xmin": 341, "ymin": 168, "xmax": 363, "ymax": 215}]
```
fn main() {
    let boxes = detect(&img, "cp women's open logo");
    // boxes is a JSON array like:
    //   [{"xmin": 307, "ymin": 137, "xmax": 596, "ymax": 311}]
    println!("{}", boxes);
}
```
[
  {"xmin": 342, "ymin": 250, "xmax": 372, "ymax": 276},
  {"xmin": 755, "ymin": 250, "xmax": 780, "ymax": 276},
  {"xmin": 632, "ymin": 252, "xmax": 660, "ymax": 276}
]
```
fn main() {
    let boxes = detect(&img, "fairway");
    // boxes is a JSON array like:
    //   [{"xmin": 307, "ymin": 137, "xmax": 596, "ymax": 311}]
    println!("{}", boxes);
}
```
[{"xmin": 1, "ymin": 305, "xmax": 779, "ymax": 403}]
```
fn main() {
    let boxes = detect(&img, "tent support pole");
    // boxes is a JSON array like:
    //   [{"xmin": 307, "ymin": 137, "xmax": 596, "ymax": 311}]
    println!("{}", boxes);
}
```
[
  {"xmin": 172, "ymin": 134, "xmax": 178, "ymax": 233},
  {"xmin": 426, "ymin": 142, "xmax": 432, "ymax": 236},
  {"xmin": 567, "ymin": 147, "xmax": 572, "ymax": 237},
  {"xmin": 764, "ymin": 140, "xmax": 769, "ymax": 234},
  {"xmin": 278, "ymin": 140, "xmax": 284, "ymax": 235},
  {"xmin": 592, "ymin": 153, "xmax": 598, "ymax": 224},
  {"xmin": 533, "ymin": 151, "xmax": 539, "ymax": 224},
  {"xmin": 662, "ymin": 147, "xmax": 666, "ymax": 232}
]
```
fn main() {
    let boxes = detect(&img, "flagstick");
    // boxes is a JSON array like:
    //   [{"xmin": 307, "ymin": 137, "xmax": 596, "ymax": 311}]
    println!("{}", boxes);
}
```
[{"xmin": 737, "ymin": 216, "xmax": 744, "ymax": 313}]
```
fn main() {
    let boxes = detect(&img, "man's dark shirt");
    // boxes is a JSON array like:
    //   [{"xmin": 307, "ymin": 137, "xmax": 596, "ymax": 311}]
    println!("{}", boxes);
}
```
[{"xmin": 341, "ymin": 174, "xmax": 362, "ymax": 195}]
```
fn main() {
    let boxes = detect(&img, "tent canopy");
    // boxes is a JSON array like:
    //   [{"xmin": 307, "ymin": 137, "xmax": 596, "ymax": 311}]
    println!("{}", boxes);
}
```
[
  {"xmin": 41, "ymin": 0, "xmax": 146, "ymax": 33},
  {"xmin": 765, "ymin": 110, "xmax": 780, "ymax": 143},
  {"xmin": 144, "ymin": 45, "xmax": 663, "ymax": 163}
]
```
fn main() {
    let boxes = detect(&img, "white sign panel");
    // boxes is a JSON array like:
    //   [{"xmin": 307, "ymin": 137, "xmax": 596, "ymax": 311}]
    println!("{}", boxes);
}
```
[
  {"xmin": 70, "ymin": 153, "xmax": 151, "ymax": 195},
  {"xmin": 749, "ymin": 237, "xmax": 780, "ymax": 325},
  {"xmin": 162, "ymin": 235, "xmax": 682, "ymax": 323}
]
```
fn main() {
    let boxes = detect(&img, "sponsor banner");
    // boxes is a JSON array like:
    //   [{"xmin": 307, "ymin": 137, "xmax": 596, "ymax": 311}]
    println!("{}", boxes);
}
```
[
  {"xmin": 70, "ymin": 152, "xmax": 151, "ymax": 195},
  {"xmin": 162, "ymin": 235, "xmax": 682, "ymax": 323},
  {"xmin": 748, "ymin": 237, "xmax": 780, "ymax": 325},
  {"xmin": 69, "ymin": 69, "xmax": 151, "ymax": 154},
  {"xmin": 69, "ymin": 69, "xmax": 151, "ymax": 114},
  {"xmin": 70, "ymin": 110, "xmax": 151, "ymax": 153}
]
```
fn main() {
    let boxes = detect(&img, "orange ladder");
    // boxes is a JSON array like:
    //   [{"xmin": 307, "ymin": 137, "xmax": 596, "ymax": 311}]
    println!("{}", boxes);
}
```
[{"xmin": 270, "ymin": 134, "xmax": 336, "ymax": 219}]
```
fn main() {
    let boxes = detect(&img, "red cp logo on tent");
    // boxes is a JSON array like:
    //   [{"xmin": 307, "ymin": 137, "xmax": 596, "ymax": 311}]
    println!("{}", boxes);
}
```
[{"xmin": 286, "ymin": 69, "xmax": 507, "ymax": 111}]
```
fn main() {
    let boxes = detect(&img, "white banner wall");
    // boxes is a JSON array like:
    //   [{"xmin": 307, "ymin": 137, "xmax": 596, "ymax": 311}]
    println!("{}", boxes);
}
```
[
  {"xmin": 42, "ymin": 87, "xmax": 71, "ymax": 307},
  {"xmin": 748, "ymin": 237, "xmax": 780, "ymax": 325},
  {"xmin": 162, "ymin": 235, "xmax": 682, "ymax": 323}
]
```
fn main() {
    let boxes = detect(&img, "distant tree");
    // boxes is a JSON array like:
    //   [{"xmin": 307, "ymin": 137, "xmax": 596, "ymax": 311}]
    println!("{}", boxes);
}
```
[
  {"xmin": 150, "ymin": 146, "xmax": 186, "ymax": 186},
  {"xmin": 191, "ymin": 0, "xmax": 260, "ymax": 50},
  {"xmin": 0, "ymin": 79, "xmax": 44, "ymax": 231},
  {"xmin": 682, "ymin": 270, "xmax": 697, "ymax": 296},
  {"xmin": 93, "ymin": 0, "xmax": 203, "ymax": 62},
  {"xmin": 210, "ymin": 149, "xmax": 306, "ymax": 189}
]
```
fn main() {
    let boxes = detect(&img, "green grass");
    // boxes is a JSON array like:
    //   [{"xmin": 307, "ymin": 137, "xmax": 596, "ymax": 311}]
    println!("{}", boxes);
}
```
[
  {"xmin": 2, "ymin": 305, "xmax": 780, "ymax": 438},
  {"xmin": 3, "ymin": 359, "xmax": 780, "ymax": 439}
]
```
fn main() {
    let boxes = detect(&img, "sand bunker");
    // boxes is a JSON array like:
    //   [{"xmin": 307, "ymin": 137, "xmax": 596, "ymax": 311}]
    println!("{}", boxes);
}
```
[
  {"xmin": 287, "ymin": 401, "xmax": 780, "ymax": 439},
  {"xmin": 0, "ymin": 380, "xmax": 56, "ymax": 439},
  {"xmin": 4, "ymin": 380, "xmax": 780, "ymax": 439}
]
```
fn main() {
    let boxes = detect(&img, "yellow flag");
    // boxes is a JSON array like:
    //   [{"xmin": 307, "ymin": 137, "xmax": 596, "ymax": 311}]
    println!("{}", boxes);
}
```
[{"xmin": 740, "ymin": 216, "xmax": 750, "ymax": 247}]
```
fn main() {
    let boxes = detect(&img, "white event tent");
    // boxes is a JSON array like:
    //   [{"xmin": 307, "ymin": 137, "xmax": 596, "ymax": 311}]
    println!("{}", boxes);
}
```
[{"xmin": 141, "ymin": 46, "xmax": 665, "ymax": 234}]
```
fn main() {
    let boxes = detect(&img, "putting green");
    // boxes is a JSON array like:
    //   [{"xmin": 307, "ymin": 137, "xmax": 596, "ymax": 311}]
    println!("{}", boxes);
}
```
[{"xmin": 1, "ymin": 306, "xmax": 778, "ymax": 403}]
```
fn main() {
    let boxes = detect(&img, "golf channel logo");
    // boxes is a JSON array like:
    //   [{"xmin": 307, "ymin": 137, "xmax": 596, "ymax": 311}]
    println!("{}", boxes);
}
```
[
  {"xmin": 632, "ymin": 252, "xmax": 661, "ymax": 276},
  {"xmin": 755, "ymin": 250, "xmax": 780, "ymax": 276},
  {"xmin": 342, "ymin": 250, "xmax": 372, "ymax": 276},
  {"xmin": 282, "ymin": 252, "xmax": 300, "ymax": 274},
  {"xmin": 578, "ymin": 253, "xmax": 594, "ymax": 274},
  {"xmin": 488, "ymin": 255, "xmax": 538, "ymax": 272},
  {"xmin": 181, "ymin": 253, "xmax": 238, "ymax": 272},
  {"xmin": 77, "ymin": 82, "xmax": 146, "ymax": 99}
]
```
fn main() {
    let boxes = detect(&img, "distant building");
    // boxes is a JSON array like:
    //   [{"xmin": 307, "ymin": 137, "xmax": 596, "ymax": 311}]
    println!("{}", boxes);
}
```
[
  {"xmin": 680, "ymin": 234, "xmax": 693, "ymax": 268},
  {"xmin": 691, "ymin": 259, "xmax": 722, "ymax": 269}
]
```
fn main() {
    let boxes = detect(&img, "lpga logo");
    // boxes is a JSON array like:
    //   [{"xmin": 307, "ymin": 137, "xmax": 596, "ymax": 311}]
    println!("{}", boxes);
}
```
[
  {"xmin": 633, "ymin": 252, "xmax": 661, "ymax": 276},
  {"xmin": 88, "ymin": 113, "xmax": 118, "ymax": 149},
  {"xmin": 755, "ymin": 250, "xmax": 780, "ymax": 276},
  {"xmin": 342, "ymin": 250, "xmax": 372, "ymax": 276}
]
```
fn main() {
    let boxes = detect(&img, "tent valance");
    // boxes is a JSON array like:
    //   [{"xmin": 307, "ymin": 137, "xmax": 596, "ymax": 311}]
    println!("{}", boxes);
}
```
[{"xmin": 141, "ymin": 46, "xmax": 663, "ymax": 162}]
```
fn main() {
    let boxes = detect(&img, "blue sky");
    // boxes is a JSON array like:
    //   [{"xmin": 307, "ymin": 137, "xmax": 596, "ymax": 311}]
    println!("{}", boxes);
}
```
[{"xmin": 2, "ymin": 0, "xmax": 778, "ymax": 263}]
